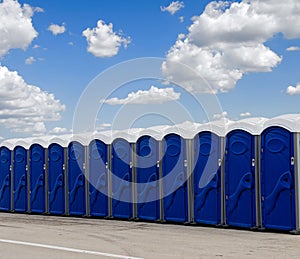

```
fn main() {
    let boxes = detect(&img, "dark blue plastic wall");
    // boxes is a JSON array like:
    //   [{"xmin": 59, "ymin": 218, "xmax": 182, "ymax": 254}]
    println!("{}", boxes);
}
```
[
  {"xmin": 89, "ymin": 139, "xmax": 108, "ymax": 217},
  {"xmin": 136, "ymin": 136, "xmax": 160, "ymax": 221},
  {"xmin": 194, "ymin": 132, "xmax": 221, "ymax": 225},
  {"xmin": 162, "ymin": 134, "xmax": 188, "ymax": 223}
]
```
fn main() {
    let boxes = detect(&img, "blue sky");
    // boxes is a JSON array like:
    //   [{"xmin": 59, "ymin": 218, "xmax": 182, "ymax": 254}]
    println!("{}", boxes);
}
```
[{"xmin": 0, "ymin": 0, "xmax": 300, "ymax": 138}]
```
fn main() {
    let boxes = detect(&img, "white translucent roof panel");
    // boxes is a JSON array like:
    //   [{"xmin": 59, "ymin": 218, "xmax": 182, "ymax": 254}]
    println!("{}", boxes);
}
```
[
  {"xmin": 88, "ymin": 131, "xmax": 113, "ymax": 144},
  {"xmin": 48, "ymin": 134, "xmax": 73, "ymax": 147},
  {"xmin": 195, "ymin": 119, "xmax": 229, "ymax": 137},
  {"xmin": 0, "ymin": 138, "xmax": 21, "ymax": 150},
  {"xmin": 136, "ymin": 129, "xmax": 165, "ymax": 141},
  {"xmin": 263, "ymin": 114, "xmax": 300, "ymax": 132},
  {"xmin": 227, "ymin": 117, "xmax": 268, "ymax": 135},
  {"xmin": 13, "ymin": 139, "xmax": 32, "ymax": 149},
  {"xmin": 4, "ymin": 115, "xmax": 300, "ymax": 149},
  {"xmin": 29, "ymin": 138, "xmax": 49, "ymax": 148}
]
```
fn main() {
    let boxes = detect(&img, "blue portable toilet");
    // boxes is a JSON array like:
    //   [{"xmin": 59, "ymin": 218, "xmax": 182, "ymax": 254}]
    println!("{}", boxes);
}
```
[
  {"xmin": 48, "ymin": 141, "xmax": 65, "ymax": 215},
  {"xmin": 68, "ymin": 141, "xmax": 86, "ymax": 216},
  {"xmin": 89, "ymin": 139, "xmax": 108, "ymax": 217},
  {"xmin": 136, "ymin": 135, "xmax": 160, "ymax": 221},
  {"xmin": 225, "ymin": 118, "xmax": 266, "ymax": 228},
  {"xmin": 0, "ymin": 146, "xmax": 12, "ymax": 211},
  {"xmin": 260, "ymin": 114, "xmax": 300, "ymax": 232},
  {"xmin": 13, "ymin": 145, "xmax": 28, "ymax": 212},
  {"xmin": 162, "ymin": 133, "xmax": 188, "ymax": 223},
  {"xmin": 193, "ymin": 131, "xmax": 221, "ymax": 225},
  {"xmin": 111, "ymin": 138, "xmax": 133, "ymax": 219},
  {"xmin": 29, "ymin": 143, "xmax": 46, "ymax": 213},
  {"xmin": 225, "ymin": 130, "xmax": 256, "ymax": 228}
]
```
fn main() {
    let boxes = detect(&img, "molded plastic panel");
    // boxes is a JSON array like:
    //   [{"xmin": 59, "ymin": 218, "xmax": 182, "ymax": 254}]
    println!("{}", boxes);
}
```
[
  {"xmin": 68, "ymin": 142, "xmax": 86, "ymax": 216},
  {"xmin": 13, "ymin": 146, "xmax": 27, "ymax": 212},
  {"xmin": 136, "ymin": 136, "xmax": 159, "ymax": 221},
  {"xmin": 48, "ymin": 143, "xmax": 65, "ymax": 214},
  {"xmin": 162, "ymin": 134, "xmax": 188, "ymax": 223},
  {"xmin": 30, "ymin": 144, "xmax": 46, "ymax": 213},
  {"xmin": 89, "ymin": 140, "xmax": 108, "ymax": 217},
  {"xmin": 111, "ymin": 139, "xmax": 132, "ymax": 219},
  {"xmin": 0, "ymin": 147, "xmax": 11, "ymax": 211},
  {"xmin": 225, "ymin": 130, "xmax": 256, "ymax": 228},
  {"xmin": 194, "ymin": 132, "xmax": 221, "ymax": 225},
  {"xmin": 261, "ymin": 127, "xmax": 295, "ymax": 230}
]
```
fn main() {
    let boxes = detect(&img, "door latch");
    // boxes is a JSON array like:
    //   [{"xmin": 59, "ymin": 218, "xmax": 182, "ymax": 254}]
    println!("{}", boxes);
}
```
[
  {"xmin": 252, "ymin": 159, "xmax": 255, "ymax": 167},
  {"xmin": 184, "ymin": 160, "xmax": 188, "ymax": 167},
  {"xmin": 291, "ymin": 157, "xmax": 295, "ymax": 166}
]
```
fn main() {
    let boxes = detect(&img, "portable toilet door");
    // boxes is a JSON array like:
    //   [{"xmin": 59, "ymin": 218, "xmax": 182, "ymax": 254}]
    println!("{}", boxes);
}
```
[
  {"xmin": 29, "ymin": 144, "xmax": 46, "ymax": 213},
  {"xmin": 13, "ymin": 146, "xmax": 28, "ymax": 212},
  {"xmin": 0, "ymin": 146, "xmax": 11, "ymax": 211},
  {"xmin": 193, "ymin": 132, "xmax": 221, "ymax": 225},
  {"xmin": 162, "ymin": 134, "xmax": 188, "ymax": 223},
  {"xmin": 261, "ymin": 126, "xmax": 295, "ymax": 231},
  {"xmin": 136, "ymin": 136, "xmax": 160, "ymax": 221},
  {"xmin": 225, "ymin": 130, "xmax": 256, "ymax": 228},
  {"xmin": 68, "ymin": 141, "xmax": 86, "ymax": 216},
  {"xmin": 48, "ymin": 143, "xmax": 65, "ymax": 215},
  {"xmin": 89, "ymin": 139, "xmax": 108, "ymax": 217},
  {"xmin": 111, "ymin": 138, "xmax": 133, "ymax": 219}
]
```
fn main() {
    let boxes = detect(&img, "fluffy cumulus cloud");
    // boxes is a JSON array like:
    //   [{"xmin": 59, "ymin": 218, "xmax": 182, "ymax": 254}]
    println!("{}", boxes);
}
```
[
  {"xmin": 161, "ymin": 1, "xmax": 184, "ymax": 15},
  {"xmin": 0, "ymin": 66, "xmax": 66, "ymax": 134},
  {"xmin": 34, "ymin": 7, "xmax": 44, "ymax": 13},
  {"xmin": 162, "ymin": 0, "xmax": 300, "ymax": 93},
  {"xmin": 286, "ymin": 46, "xmax": 300, "ymax": 51},
  {"xmin": 0, "ymin": 0, "xmax": 38, "ymax": 58},
  {"xmin": 25, "ymin": 56, "xmax": 36, "ymax": 65},
  {"xmin": 286, "ymin": 83, "xmax": 300, "ymax": 95},
  {"xmin": 100, "ymin": 86, "xmax": 180, "ymax": 105},
  {"xmin": 48, "ymin": 23, "xmax": 66, "ymax": 35},
  {"xmin": 49, "ymin": 127, "xmax": 68, "ymax": 134},
  {"xmin": 213, "ymin": 111, "xmax": 228, "ymax": 120},
  {"xmin": 82, "ymin": 20, "xmax": 131, "ymax": 58}
]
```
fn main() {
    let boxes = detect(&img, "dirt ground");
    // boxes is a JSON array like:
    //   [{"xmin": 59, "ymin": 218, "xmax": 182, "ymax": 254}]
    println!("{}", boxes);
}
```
[{"xmin": 0, "ymin": 213, "xmax": 299, "ymax": 258}]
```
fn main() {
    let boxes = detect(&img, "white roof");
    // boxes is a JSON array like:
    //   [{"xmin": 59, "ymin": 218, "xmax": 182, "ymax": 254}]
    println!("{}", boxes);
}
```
[
  {"xmin": 136, "ymin": 128, "xmax": 165, "ymax": 141},
  {"xmin": 227, "ymin": 117, "xmax": 268, "ymax": 135},
  {"xmin": 195, "ymin": 119, "xmax": 229, "ymax": 137},
  {"xmin": 263, "ymin": 114, "xmax": 300, "ymax": 132},
  {"xmin": 2, "ymin": 115, "xmax": 300, "ymax": 149}
]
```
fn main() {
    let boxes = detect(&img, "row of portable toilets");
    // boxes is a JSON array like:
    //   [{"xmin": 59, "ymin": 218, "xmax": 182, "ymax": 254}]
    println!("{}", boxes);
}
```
[{"xmin": 1, "ymin": 114, "xmax": 300, "ymax": 233}]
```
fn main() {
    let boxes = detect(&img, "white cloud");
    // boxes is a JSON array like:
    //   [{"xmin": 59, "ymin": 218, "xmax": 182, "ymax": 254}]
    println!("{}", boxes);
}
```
[
  {"xmin": 163, "ymin": 0, "xmax": 300, "ymax": 93},
  {"xmin": 213, "ymin": 111, "xmax": 228, "ymax": 120},
  {"xmin": 25, "ymin": 56, "xmax": 36, "ymax": 65},
  {"xmin": 286, "ymin": 83, "xmax": 300, "ymax": 95},
  {"xmin": 100, "ymin": 86, "xmax": 180, "ymax": 105},
  {"xmin": 34, "ymin": 7, "xmax": 44, "ymax": 13},
  {"xmin": 0, "ymin": 0, "xmax": 38, "ymax": 58},
  {"xmin": 161, "ymin": 1, "xmax": 184, "ymax": 15},
  {"xmin": 82, "ymin": 20, "xmax": 130, "ymax": 58},
  {"xmin": 240, "ymin": 112, "xmax": 251, "ymax": 117},
  {"xmin": 33, "ymin": 44, "xmax": 40, "ymax": 49},
  {"xmin": 0, "ymin": 65, "xmax": 66, "ymax": 134},
  {"xmin": 286, "ymin": 46, "xmax": 300, "ymax": 51},
  {"xmin": 48, "ymin": 23, "xmax": 66, "ymax": 35},
  {"xmin": 179, "ymin": 16, "xmax": 184, "ymax": 23},
  {"xmin": 49, "ymin": 127, "xmax": 68, "ymax": 134}
]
